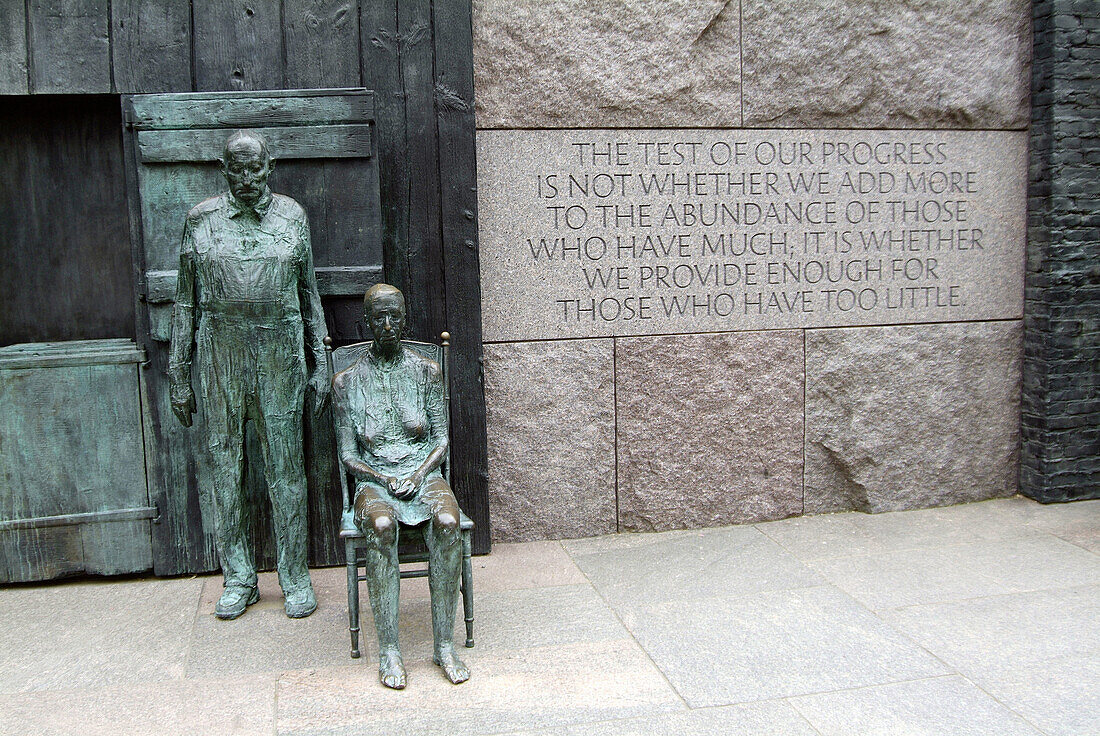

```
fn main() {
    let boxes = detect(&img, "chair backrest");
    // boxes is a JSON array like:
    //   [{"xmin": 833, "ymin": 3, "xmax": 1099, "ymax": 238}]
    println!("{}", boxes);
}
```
[
  {"xmin": 329, "ymin": 338, "xmax": 451, "ymax": 498},
  {"xmin": 331, "ymin": 340, "xmax": 443, "ymax": 378}
]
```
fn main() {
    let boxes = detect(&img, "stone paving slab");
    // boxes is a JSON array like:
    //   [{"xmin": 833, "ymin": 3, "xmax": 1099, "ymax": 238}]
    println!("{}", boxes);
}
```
[
  {"xmin": 807, "ymin": 534, "xmax": 1100, "ymax": 611},
  {"xmin": 1021, "ymin": 499, "xmax": 1100, "ymax": 553},
  {"xmin": 616, "ymin": 585, "xmax": 948, "ymax": 707},
  {"xmin": 187, "ymin": 574, "xmax": 354, "ymax": 678},
  {"xmin": 499, "ymin": 700, "xmax": 819, "ymax": 736},
  {"xmin": 886, "ymin": 585, "xmax": 1100, "ymax": 677},
  {"xmin": 0, "ymin": 674, "xmax": 276, "ymax": 736},
  {"xmin": 755, "ymin": 498, "xmax": 1049, "ymax": 561},
  {"xmin": 275, "ymin": 640, "xmax": 683, "ymax": 736},
  {"xmin": 468, "ymin": 539, "xmax": 590, "ymax": 592},
  {"xmin": 0, "ymin": 497, "xmax": 1095, "ymax": 735},
  {"xmin": 565, "ymin": 524, "xmax": 822, "ymax": 610},
  {"xmin": 788, "ymin": 675, "xmax": 1045, "ymax": 736},
  {"xmin": 386, "ymin": 583, "xmax": 636, "ymax": 663},
  {"xmin": 0, "ymin": 576, "xmax": 203, "ymax": 692},
  {"xmin": 969, "ymin": 654, "xmax": 1100, "ymax": 736}
]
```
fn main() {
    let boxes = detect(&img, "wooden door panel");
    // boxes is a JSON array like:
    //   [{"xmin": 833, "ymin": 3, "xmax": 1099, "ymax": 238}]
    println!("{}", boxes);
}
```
[
  {"xmin": 138, "ymin": 164, "xmax": 222, "ymax": 273},
  {"xmin": 0, "ymin": 340, "xmax": 154, "ymax": 582},
  {"xmin": 125, "ymin": 89, "xmax": 382, "ymax": 574},
  {"xmin": 128, "ymin": 90, "xmax": 376, "ymax": 129},
  {"xmin": 137, "ymin": 124, "xmax": 372, "ymax": 163}
]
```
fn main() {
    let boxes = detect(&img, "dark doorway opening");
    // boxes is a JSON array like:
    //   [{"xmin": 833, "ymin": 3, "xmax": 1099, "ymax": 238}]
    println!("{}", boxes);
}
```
[{"xmin": 0, "ymin": 94, "xmax": 133, "ymax": 345}]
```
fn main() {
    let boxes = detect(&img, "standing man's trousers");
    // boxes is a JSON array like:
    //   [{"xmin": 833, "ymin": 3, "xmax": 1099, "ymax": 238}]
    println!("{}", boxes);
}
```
[{"xmin": 197, "ymin": 312, "xmax": 311, "ymax": 594}]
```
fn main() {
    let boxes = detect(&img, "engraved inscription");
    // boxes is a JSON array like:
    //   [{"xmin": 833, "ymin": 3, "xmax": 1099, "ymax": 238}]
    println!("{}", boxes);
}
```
[{"xmin": 477, "ymin": 130, "xmax": 1025, "ymax": 341}]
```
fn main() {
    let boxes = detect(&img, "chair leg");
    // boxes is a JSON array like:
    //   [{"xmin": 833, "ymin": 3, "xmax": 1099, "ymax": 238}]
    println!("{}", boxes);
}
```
[
  {"xmin": 461, "ymin": 529, "xmax": 474, "ymax": 648},
  {"xmin": 346, "ymin": 539, "xmax": 361, "ymax": 659}
]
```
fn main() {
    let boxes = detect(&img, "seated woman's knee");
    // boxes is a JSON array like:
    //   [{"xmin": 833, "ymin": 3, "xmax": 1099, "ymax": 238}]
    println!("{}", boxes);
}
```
[
  {"xmin": 369, "ymin": 513, "xmax": 396, "ymax": 545},
  {"xmin": 432, "ymin": 510, "xmax": 460, "ymax": 541}
]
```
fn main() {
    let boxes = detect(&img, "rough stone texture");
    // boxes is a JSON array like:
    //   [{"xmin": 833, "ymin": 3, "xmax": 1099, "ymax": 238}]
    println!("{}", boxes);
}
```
[
  {"xmin": 484, "ymin": 339, "xmax": 616, "ymax": 541},
  {"xmin": 805, "ymin": 321, "xmax": 1022, "ymax": 514},
  {"xmin": 1022, "ymin": 0, "xmax": 1100, "ymax": 503},
  {"xmin": 616, "ymin": 331, "xmax": 804, "ymax": 532},
  {"xmin": 472, "ymin": 0, "xmax": 741, "ymax": 129},
  {"xmin": 741, "ymin": 0, "xmax": 1032, "ymax": 130}
]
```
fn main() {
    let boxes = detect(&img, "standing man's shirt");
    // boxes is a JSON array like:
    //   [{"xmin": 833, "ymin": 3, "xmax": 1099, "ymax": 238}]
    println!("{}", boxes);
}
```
[{"xmin": 168, "ymin": 190, "xmax": 327, "ymax": 392}]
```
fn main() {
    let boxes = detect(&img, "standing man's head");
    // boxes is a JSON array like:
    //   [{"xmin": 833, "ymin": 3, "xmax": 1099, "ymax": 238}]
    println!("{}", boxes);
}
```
[
  {"xmin": 222, "ymin": 130, "xmax": 273, "ymax": 207},
  {"xmin": 364, "ymin": 284, "xmax": 406, "ymax": 352}
]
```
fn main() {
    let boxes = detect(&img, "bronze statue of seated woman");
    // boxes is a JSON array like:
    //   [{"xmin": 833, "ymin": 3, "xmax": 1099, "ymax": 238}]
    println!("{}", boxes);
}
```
[{"xmin": 332, "ymin": 283, "xmax": 469, "ymax": 689}]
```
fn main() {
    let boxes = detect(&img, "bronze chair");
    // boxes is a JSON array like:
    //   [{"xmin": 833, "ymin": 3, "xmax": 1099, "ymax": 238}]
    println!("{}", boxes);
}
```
[{"xmin": 325, "ymin": 333, "xmax": 474, "ymax": 659}]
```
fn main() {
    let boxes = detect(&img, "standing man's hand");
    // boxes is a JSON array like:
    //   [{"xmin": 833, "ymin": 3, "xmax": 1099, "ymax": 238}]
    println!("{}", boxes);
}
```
[
  {"xmin": 170, "ymin": 382, "xmax": 196, "ymax": 427},
  {"xmin": 309, "ymin": 366, "xmax": 330, "ymax": 413}
]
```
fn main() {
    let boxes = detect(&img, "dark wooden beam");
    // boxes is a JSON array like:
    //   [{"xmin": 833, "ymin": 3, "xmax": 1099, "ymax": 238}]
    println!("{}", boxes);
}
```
[
  {"xmin": 283, "ymin": 0, "xmax": 361, "ymax": 89},
  {"xmin": 433, "ymin": 0, "xmax": 490, "ymax": 553},
  {"xmin": 111, "ymin": 0, "xmax": 192, "ymax": 93},
  {"xmin": 0, "ymin": 1, "xmax": 29, "ymax": 94},
  {"xmin": 192, "ymin": 0, "xmax": 284, "ymax": 91},
  {"xmin": 27, "ymin": 0, "xmax": 112, "ymax": 93}
]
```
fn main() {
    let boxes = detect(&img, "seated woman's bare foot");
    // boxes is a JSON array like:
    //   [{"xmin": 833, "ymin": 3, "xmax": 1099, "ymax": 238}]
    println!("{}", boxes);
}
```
[
  {"xmin": 432, "ymin": 644, "xmax": 470, "ymax": 684},
  {"xmin": 379, "ymin": 649, "xmax": 406, "ymax": 689}
]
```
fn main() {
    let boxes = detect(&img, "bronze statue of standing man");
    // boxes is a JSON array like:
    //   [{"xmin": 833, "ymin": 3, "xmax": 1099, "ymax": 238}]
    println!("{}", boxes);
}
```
[
  {"xmin": 333, "ymin": 284, "xmax": 469, "ymax": 688},
  {"xmin": 168, "ymin": 130, "xmax": 329, "ymax": 620}
]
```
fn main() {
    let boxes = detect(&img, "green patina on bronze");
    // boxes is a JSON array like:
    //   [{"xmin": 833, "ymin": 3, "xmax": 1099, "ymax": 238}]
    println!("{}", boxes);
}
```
[
  {"xmin": 168, "ymin": 130, "xmax": 329, "ymax": 620},
  {"xmin": 333, "ymin": 284, "xmax": 469, "ymax": 689}
]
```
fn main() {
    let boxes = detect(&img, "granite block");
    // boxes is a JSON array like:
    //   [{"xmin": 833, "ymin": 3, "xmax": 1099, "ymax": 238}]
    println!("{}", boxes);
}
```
[
  {"xmin": 477, "ymin": 129, "xmax": 1027, "ymax": 341},
  {"xmin": 484, "ymin": 339, "xmax": 616, "ymax": 542},
  {"xmin": 742, "ymin": 0, "xmax": 1031, "ymax": 130},
  {"xmin": 615, "ymin": 331, "xmax": 804, "ymax": 531},
  {"xmin": 473, "ymin": 0, "xmax": 741, "ymax": 129},
  {"xmin": 805, "ymin": 321, "xmax": 1022, "ymax": 514}
]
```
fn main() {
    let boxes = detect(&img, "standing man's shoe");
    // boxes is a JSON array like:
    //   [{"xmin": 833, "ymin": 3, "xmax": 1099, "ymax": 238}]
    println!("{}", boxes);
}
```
[
  {"xmin": 284, "ymin": 586, "xmax": 318, "ymax": 618},
  {"xmin": 215, "ymin": 585, "xmax": 259, "ymax": 620}
]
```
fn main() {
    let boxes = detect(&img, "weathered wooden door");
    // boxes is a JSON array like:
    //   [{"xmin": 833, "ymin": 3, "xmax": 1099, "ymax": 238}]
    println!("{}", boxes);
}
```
[
  {"xmin": 0, "ymin": 340, "xmax": 154, "ymax": 583},
  {"xmin": 123, "ymin": 89, "xmax": 383, "ymax": 575}
]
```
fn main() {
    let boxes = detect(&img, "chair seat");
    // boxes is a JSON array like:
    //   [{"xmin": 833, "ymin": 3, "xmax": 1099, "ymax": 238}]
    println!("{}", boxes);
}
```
[{"xmin": 339, "ymin": 509, "xmax": 473, "ymax": 538}]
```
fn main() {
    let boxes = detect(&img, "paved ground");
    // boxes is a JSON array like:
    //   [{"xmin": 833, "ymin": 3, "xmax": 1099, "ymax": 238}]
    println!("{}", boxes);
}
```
[{"xmin": 1, "ymin": 496, "xmax": 1097, "ymax": 736}]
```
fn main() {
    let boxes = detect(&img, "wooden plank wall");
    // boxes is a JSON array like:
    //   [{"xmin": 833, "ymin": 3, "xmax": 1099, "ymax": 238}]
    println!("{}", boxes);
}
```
[
  {"xmin": 0, "ymin": 0, "xmax": 367, "ymax": 95},
  {"xmin": 0, "ymin": 0, "xmax": 490, "ymax": 554}
]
